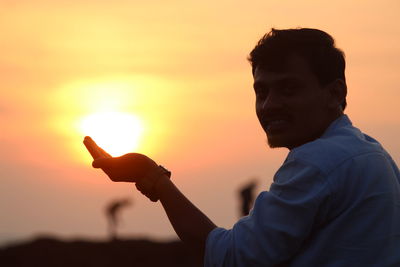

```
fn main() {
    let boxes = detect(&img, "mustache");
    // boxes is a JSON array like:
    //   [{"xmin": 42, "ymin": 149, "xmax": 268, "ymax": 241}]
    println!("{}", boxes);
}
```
[{"xmin": 258, "ymin": 109, "xmax": 291, "ymax": 122}]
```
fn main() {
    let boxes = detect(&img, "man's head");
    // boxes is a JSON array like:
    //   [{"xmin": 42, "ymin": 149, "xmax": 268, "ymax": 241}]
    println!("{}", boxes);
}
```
[{"xmin": 248, "ymin": 28, "xmax": 347, "ymax": 149}]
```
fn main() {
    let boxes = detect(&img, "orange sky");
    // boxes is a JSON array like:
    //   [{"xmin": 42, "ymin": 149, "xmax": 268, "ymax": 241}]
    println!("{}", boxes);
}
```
[{"xmin": 1, "ymin": 0, "xmax": 399, "ymax": 244}]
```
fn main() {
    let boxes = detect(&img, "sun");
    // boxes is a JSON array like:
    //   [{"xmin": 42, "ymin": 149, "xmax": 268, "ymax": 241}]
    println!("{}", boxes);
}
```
[{"xmin": 79, "ymin": 111, "xmax": 144, "ymax": 157}]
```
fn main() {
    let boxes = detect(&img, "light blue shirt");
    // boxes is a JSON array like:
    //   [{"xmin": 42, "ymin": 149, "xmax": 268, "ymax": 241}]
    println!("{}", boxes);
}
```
[{"xmin": 205, "ymin": 115, "xmax": 400, "ymax": 266}]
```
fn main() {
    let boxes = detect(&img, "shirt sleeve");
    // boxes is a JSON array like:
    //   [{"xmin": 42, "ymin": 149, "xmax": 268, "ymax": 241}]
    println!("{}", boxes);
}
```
[{"xmin": 204, "ymin": 159, "xmax": 331, "ymax": 267}]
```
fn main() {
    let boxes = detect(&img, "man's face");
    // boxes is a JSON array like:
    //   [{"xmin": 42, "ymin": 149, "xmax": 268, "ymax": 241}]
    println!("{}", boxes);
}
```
[{"xmin": 254, "ymin": 55, "xmax": 334, "ymax": 149}]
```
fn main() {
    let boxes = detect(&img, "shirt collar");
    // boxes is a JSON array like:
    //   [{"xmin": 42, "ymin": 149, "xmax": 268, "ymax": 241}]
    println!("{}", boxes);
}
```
[
  {"xmin": 320, "ymin": 114, "xmax": 352, "ymax": 139},
  {"xmin": 288, "ymin": 114, "xmax": 352, "ymax": 157}
]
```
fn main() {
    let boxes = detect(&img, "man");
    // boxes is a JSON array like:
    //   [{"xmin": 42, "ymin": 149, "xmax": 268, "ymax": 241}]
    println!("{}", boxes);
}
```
[
  {"xmin": 85, "ymin": 28, "xmax": 400, "ymax": 266},
  {"xmin": 105, "ymin": 198, "xmax": 132, "ymax": 240},
  {"xmin": 238, "ymin": 179, "xmax": 258, "ymax": 217}
]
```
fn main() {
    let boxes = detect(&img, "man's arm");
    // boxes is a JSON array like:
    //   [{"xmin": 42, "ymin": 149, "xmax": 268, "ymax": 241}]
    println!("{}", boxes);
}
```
[
  {"xmin": 90, "ymin": 150, "xmax": 217, "ymax": 259},
  {"xmin": 155, "ymin": 175, "xmax": 217, "ymax": 257}
]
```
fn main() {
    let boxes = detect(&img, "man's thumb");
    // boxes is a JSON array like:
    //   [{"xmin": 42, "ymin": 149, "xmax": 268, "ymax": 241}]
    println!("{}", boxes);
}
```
[{"xmin": 92, "ymin": 157, "xmax": 113, "ymax": 168}]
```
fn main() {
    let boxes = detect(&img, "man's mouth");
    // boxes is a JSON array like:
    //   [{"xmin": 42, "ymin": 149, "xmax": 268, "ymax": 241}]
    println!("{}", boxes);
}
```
[{"xmin": 265, "ymin": 119, "xmax": 290, "ymax": 133}]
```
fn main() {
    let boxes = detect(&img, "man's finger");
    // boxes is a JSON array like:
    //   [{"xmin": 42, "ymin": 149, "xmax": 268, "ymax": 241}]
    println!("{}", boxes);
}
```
[
  {"xmin": 83, "ymin": 136, "xmax": 104, "ymax": 159},
  {"xmin": 98, "ymin": 145, "xmax": 112, "ymax": 158},
  {"xmin": 92, "ymin": 157, "xmax": 114, "ymax": 168}
]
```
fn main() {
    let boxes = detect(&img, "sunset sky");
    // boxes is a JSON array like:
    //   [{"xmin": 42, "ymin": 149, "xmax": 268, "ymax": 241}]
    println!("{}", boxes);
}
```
[{"xmin": 1, "ymin": 0, "xmax": 399, "ymax": 245}]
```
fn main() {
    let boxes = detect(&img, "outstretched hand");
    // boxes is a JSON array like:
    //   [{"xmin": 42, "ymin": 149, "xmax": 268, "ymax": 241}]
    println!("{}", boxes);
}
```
[
  {"xmin": 93, "ymin": 153, "xmax": 159, "ymax": 183},
  {"xmin": 83, "ymin": 136, "xmax": 159, "ymax": 183}
]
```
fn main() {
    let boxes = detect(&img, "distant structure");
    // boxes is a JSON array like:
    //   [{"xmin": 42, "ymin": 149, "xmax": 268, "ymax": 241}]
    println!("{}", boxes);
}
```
[
  {"xmin": 238, "ymin": 179, "xmax": 258, "ymax": 217},
  {"xmin": 105, "ymin": 198, "xmax": 132, "ymax": 240}
]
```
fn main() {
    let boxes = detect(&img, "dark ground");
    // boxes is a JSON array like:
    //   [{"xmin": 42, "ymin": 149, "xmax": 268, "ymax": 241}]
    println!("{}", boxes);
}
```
[{"xmin": 0, "ymin": 237, "xmax": 203, "ymax": 267}]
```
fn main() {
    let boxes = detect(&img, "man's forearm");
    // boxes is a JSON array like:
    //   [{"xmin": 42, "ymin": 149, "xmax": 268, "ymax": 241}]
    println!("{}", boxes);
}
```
[{"xmin": 155, "ymin": 176, "xmax": 217, "ymax": 257}]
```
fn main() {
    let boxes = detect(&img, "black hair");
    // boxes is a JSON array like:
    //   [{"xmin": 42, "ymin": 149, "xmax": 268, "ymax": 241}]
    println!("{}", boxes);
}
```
[{"xmin": 248, "ymin": 28, "xmax": 347, "ymax": 110}]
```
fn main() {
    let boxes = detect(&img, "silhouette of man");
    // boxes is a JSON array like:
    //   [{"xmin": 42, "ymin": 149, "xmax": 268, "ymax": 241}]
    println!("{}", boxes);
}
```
[
  {"xmin": 238, "ymin": 179, "xmax": 258, "ymax": 217},
  {"xmin": 105, "ymin": 198, "xmax": 132, "ymax": 240},
  {"xmin": 85, "ymin": 28, "xmax": 400, "ymax": 266}
]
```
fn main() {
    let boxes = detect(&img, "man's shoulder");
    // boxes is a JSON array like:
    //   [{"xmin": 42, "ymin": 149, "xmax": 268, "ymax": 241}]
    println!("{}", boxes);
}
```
[{"xmin": 288, "ymin": 122, "xmax": 385, "ymax": 175}]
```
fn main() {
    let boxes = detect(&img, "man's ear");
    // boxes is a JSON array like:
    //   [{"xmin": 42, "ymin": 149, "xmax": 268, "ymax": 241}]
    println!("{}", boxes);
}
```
[{"xmin": 327, "ymin": 79, "xmax": 347, "ymax": 111}]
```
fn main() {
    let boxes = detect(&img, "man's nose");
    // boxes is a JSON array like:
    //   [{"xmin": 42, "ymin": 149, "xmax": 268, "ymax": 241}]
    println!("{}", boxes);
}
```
[{"xmin": 262, "ymin": 91, "xmax": 283, "ymax": 109}]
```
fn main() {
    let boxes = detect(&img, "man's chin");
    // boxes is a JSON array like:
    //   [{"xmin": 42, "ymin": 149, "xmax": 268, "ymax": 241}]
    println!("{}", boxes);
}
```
[
  {"xmin": 267, "ymin": 141, "xmax": 287, "ymax": 149},
  {"xmin": 266, "ymin": 136, "xmax": 292, "ymax": 149}
]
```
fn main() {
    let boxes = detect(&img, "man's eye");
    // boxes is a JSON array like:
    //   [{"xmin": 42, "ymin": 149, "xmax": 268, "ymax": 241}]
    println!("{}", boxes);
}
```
[
  {"xmin": 281, "ymin": 85, "xmax": 298, "ymax": 96},
  {"xmin": 255, "ymin": 87, "xmax": 268, "ymax": 98}
]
